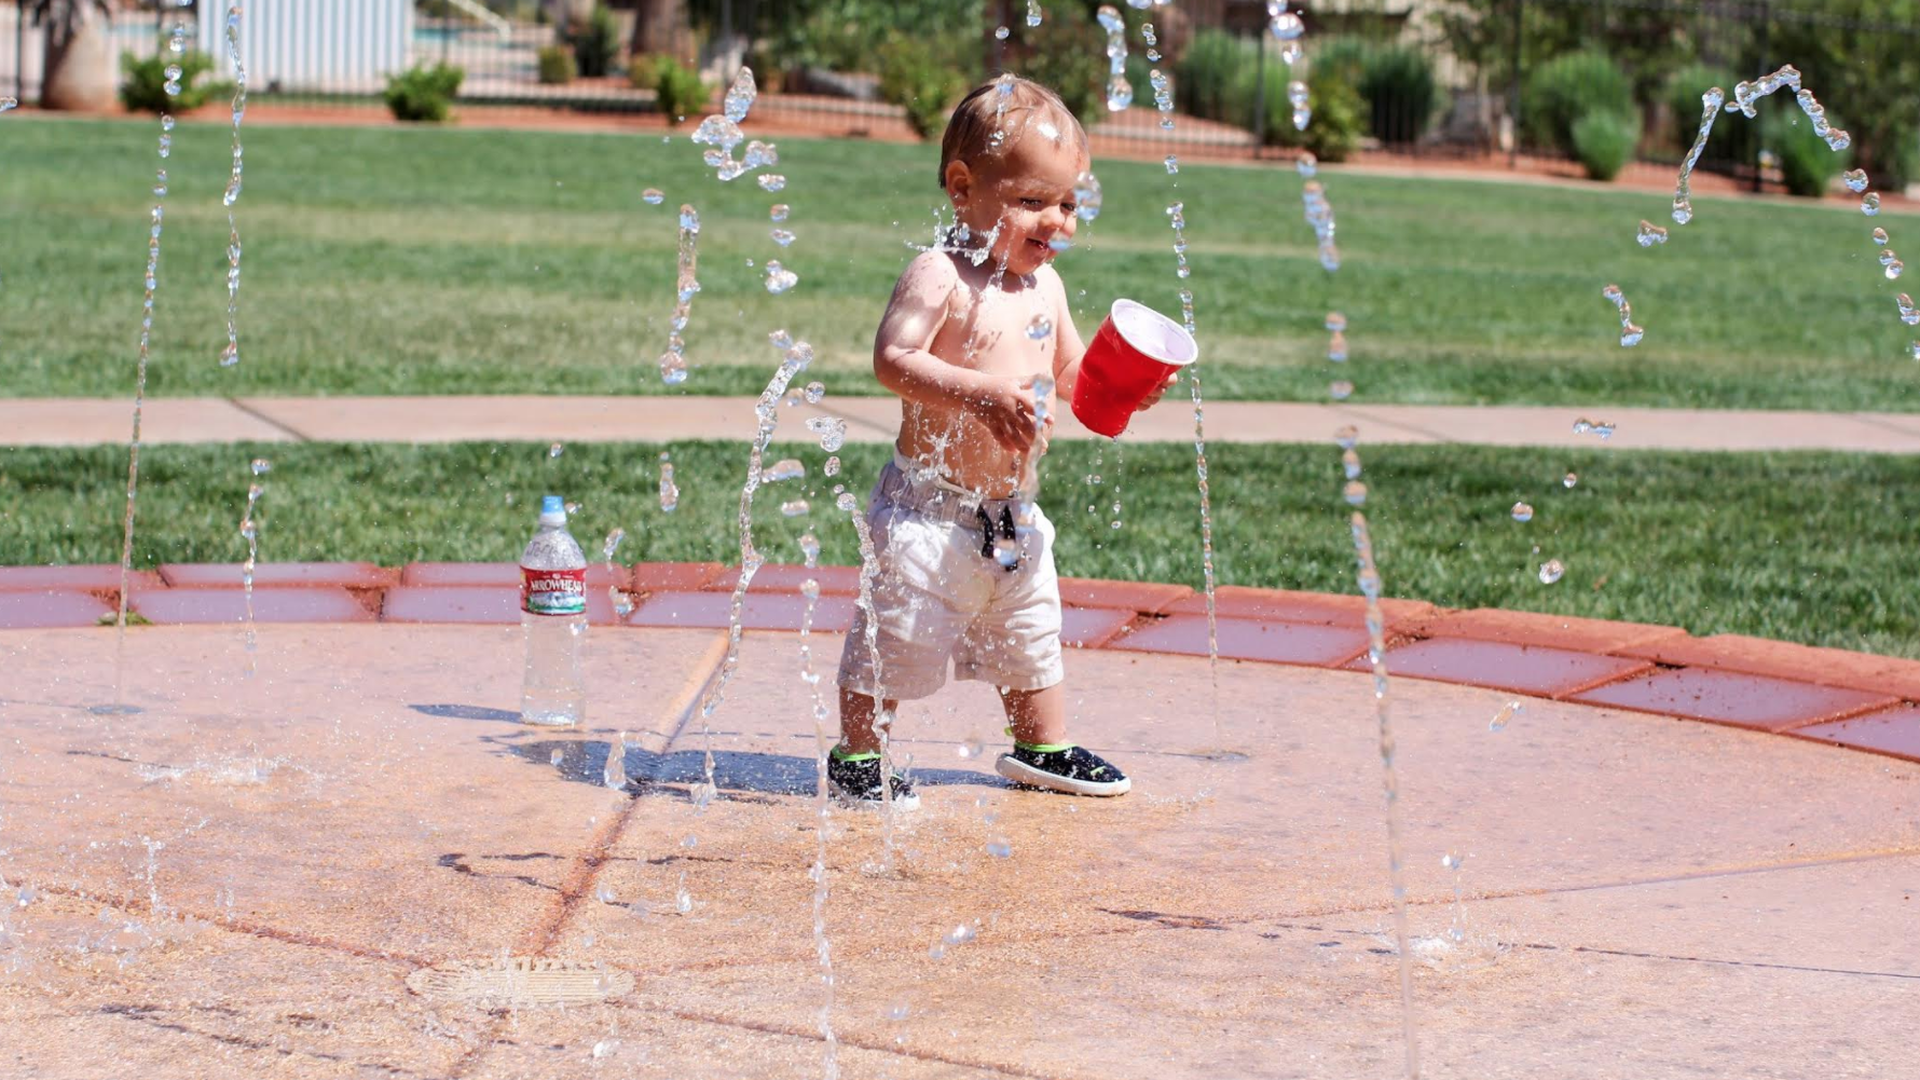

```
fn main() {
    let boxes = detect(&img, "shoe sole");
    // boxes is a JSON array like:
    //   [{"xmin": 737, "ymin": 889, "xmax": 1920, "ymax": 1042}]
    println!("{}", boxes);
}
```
[
  {"xmin": 994, "ymin": 755, "xmax": 1131, "ymax": 797},
  {"xmin": 830, "ymin": 788, "xmax": 921, "ymax": 812}
]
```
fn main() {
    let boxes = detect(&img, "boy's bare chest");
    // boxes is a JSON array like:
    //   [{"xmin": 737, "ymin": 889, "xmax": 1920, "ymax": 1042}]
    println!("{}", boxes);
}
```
[{"xmin": 930, "ymin": 282, "xmax": 1055, "ymax": 375}]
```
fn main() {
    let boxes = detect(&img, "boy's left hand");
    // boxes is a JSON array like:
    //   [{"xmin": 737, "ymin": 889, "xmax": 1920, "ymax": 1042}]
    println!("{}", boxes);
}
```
[{"xmin": 1136, "ymin": 372, "xmax": 1180, "ymax": 411}]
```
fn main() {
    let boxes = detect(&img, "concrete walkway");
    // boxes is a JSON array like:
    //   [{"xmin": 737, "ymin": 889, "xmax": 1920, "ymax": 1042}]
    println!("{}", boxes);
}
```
[
  {"xmin": 7, "ymin": 395, "xmax": 1920, "ymax": 453},
  {"xmin": 2, "ymin": 621, "xmax": 1915, "ymax": 1079}
]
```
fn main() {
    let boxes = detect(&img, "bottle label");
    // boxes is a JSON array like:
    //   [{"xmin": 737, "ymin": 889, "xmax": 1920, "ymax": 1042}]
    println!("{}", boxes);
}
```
[{"xmin": 522, "ymin": 566, "xmax": 587, "ymax": 616}]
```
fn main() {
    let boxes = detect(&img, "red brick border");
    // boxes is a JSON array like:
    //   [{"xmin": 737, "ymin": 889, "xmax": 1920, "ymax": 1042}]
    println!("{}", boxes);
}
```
[{"xmin": 3, "ymin": 561, "xmax": 1916, "ymax": 765}]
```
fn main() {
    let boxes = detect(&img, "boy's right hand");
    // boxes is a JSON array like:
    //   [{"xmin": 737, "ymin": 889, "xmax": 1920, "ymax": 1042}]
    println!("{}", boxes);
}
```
[{"xmin": 977, "ymin": 375, "xmax": 1040, "ymax": 452}]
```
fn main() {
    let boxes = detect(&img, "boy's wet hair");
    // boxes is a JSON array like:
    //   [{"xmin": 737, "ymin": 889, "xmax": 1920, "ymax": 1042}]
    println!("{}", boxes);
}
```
[{"xmin": 938, "ymin": 75, "xmax": 1088, "ymax": 189}]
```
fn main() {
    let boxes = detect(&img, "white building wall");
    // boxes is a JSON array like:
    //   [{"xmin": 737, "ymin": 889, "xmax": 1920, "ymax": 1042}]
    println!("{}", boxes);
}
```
[{"xmin": 198, "ymin": 0, "xmax": 415, "ymax": 95}]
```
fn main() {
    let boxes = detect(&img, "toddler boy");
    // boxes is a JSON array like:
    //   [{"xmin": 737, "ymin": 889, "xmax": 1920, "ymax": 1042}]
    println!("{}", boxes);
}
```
[{"xmin": 830, "ymin": 76, "xmax": 1173, "ymax": 808}]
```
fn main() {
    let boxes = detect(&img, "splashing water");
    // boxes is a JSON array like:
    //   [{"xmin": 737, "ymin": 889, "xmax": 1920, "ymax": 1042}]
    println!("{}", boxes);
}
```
[
  {"xmin": 1898, "ymin": 293, "xmax": 1919, "ymax": 326},
  {"xmin": 603, "ymin": 732, "xmax": 629, "ymax": 790},
  {"xmin": 603, "ymin": 528, "xmax": 634, "ymax": 618},
  {"xmin": 792, "ymin": 531, "xmax": 841, "ymax": 1080},
  {"xmin": 216, "ymin": 3, "xmax": 249, "ymax": 367},
  {"xmin": 1150, "ymin": 69, "xmax": 1175, "ymax": 130},
  {"xmin": 107, "ymin": 37, "xmax": 192, "ymax": 713},
  {"xmin": 1602, "ymin": 285, "xmax": 1643, "ymax": 347},
  {"xmin": 658, "ymin": 451, "xmax": 679, "ymax": 512},
  {"xmin": 1635, "ymin": 220, "xmax": 1669, "ymax": 247},
  {"xmin": 764, "ymin": 260, "xmax": 799, "ymax": 294},
  {"xmin": 1073, "ymin": 170, "xmax": 1103, "ymax": 222},
  {"xmin": 1167, "ymin": 201, "xmax": 1191, "ymax": 279},
  {"xmin": 643, "ymin": 187, "xmax": 665, "ymax": 204},
  {"xmin": 238, "ymin": 459, "xmax": 268, "ymax": 675},
  {"xmin": 1342, "ymin": 437, "xmax": 1422, "ymax": 1080},
  {"xmin": 1442, "ymin": 852, "xmax": 1469, "ymax": 943},
  {"xmin": 1489, "ymin": 700, "xmax": 1522, "ymax": 732},
  {"xmin": 1301, "ymin": 180, "xmax": 1340, "ymax": 272},
  {"xmin": 0, "ymin": 97, "xmax": 16, "ymax": 113},
  {"xmin": 1142, "ymin": 18, "xmax": 1162, "ymax": 63},
  {"xmin": 1538, "ymin": 559, "xmax": 1566, "ymax": 585},
  {"xmin": 660, "ymin": 206, "xmax": 701, "ymax": 384},
  {"xmin": 806, "ymin": 415, "xmax": 848, "ymax": 453},
  {"xmin": 758, "ymin": 174, "xmax": 787, "ymax": 193},
  {"xmin": 1026, "ymin": 0, "xmax": 1043, "ymax": 27},
  {"xmin": 1572, "ymin": 418, "xmax": 1616, "ymax": 440},
  {"xmin": 1671, "ymin": 86, "xmax": 1724, "ymax": 225},
  {"xmin": 1510, "ymin": 502, "xmax": 1533, "ymax": 523},
  {"xmin": 1027, "ymin": 313, "xmax": 1053, "ymax": 340},
  {"xmin": 1845, "ymin": 169, "xmax": 1870, "ymax": 193},
  {"xmin": 1563, "ymin": 471, "xmax": 1578, "ymax": 488},
  {"xmin": 1873, "ymin": 227, "xmax": 1889, "ymax": 246},
  {"xmin": 1096, "ymin": 6, "xmax": 1132, "ymax": 111},
  {"xmin": 1863, "ymin": 192, "xmax": 1882, "ymax": 216},
  {"xmin": 1287, "ymin": 79, "xmax": 1311, "ymax": 132},
  {"xmin": 1297, "ymin": 151, "xmax": 1317, "ymax": 177}
]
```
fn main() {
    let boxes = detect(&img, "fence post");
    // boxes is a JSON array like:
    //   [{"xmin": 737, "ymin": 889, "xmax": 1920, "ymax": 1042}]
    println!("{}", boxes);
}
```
[
  {"xmin": 1251, "ymin": 28, "xmax": 1267, "ymax": 154},
  {"xmin": 15, "ymin": 0, "xmax": 25, "ymax": 105},
  {"xmin": 1754, "ymin": 1, "xmax": 1769, "ymax": 193},
  {"xmin": 1508, "ymin": 0, "xmax": 1522, "ymax": 169}
]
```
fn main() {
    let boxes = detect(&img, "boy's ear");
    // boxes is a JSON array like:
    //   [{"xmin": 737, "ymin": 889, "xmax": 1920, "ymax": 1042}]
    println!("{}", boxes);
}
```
[{"xmin": 944, "ymin": 160, "xmax": 973, "ymax": 207}]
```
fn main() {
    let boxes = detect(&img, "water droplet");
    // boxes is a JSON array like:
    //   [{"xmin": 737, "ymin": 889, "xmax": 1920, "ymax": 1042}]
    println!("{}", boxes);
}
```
[
  {"xmin": 836, "ymin": 491, "xmax": 859, "ymax": 513},
  {"xmin": 1511, "ymin": 502, "xmax": 1533, "ymax": 523},
  {"xmin": 800, "ymin": 381, "xmax": 826, "ymax": 405},
  {"xmin": 595, "ymin": 883, "xmax": 616, "ymax": 904},
  {"xmin": 824, "ymin": 455, "xmax": 841, "ymax": 477},
  {"xmin": 1342, "ymin": 449, "xmax": 1362, "ymax": 479},
  {"xmin": 1864, "ymin": 193, "xmax": 1882, "ymax": 216},
  {"xmin": 807, "ymin": 415, "xmax": 848, "ymax": 453},
  {"xmin": 1563, "ymin": 472, "xmax": 1578, "ymax": 488},
  {"xmin": 1874, "ymin": 227, "xmax": 1890, "ymax": 246},
  {"xmin": 1269, "ymin": 11, "xmax": 1305, "ymax": 39},
  {"xmin": 1343, "ymin": 481, "xmax": 1367, "ymax": 506},
  {"xmin": 1900, "ymin": 294, "xmax": 1920, "ymax": 326},
  {"xmin": 1324, "ymin": 312, "xmax": 1347, "ymax": 332},
  {"xmin": 889, "ymin": 1001, "xmax": 912, "ymax": 1021},
  {"xmin": 995, "ymin": 24, "xmax": 1010, "ymax": 40},
  {"xmin": 1329, "ymin": 380, "xmax": 1354, "ymax": 401},
  {"xmin": 548, "ymin": 443, "xmax": 564, "ymax": 459},
  {"xmin": 675, "ymin": 888, "xmax": 693, "ymax": 913},
  {"xmin": 758, "ymin": 173, "xmax": 786, "ymax": 192},
  {"xmin": 1844, "ymin": 169, "xmax": 1870, "ymax": 193},
  {"xmin": 1026, "ymin": 313, "xmax": 1053, "ymax": 340},
  {"xmin": 642, "ymin": 187, "xmax": 664, "ymax": 204},
  {"xmin": 1538, "ymin": 559, "xmax": 1565, "ymax": 585},
  {"xmin": 769, "ymin": 204, "xmax": 790, "ymax": 223},
  {"xmin": 250, "ymin": 458, "xmax": 271, "ymax": 476},
  {"xmin": 1489, "ymin": 701, "xmax": 1522, "ymax": 732},
  {"xmin": 764, "ymin": 260, "xmax": 798, "ymax": 294},
  {"xmin": 550, "ymin": 748, "xmax": 564, "ymax": 766},
  {"xmin": 1296, "ymin": 152, "xmax": 1317, "ymax": 177},
  {"xmin": 779, "ymin": 499, "xmax": 810, "ymax": 518},
  {"xmin": 1164, "ymin": 154, "xmax": 1179, "ymax": 174},
  {"xmin": 1635, "ymin": 220, "xmax": 1669, "ymax": 247},
  {"xmin": 1619, "ymin": 324, "xmax": 1644, "ymax": 347},
  {"xmin": 986, "ymin": 838, "xmax": 1013, "ymax": 857},
  {"xmin": 1441, "ymin": 852, "xmax": 1464, "ymax": 871},
  {"xmin": 944, "ymin": 923, "xmax": 978, "ymax": 946},
  {"xmin": 592, "ymin": 1038, "xmax": 620, "ymax": 1059},
  {"xmin": 1327, "ymin": 331, "xmax": 1348, "ymax": 362},
  {"xmin": 762, "ymin": 458, "xmax": 805, "ymax": 483},
  {"xmin": 1073, "ymin": 170, "xmax": 1102, "ymax": 222},
  {"xmin": 1334, "ymin": 425, "xmax": 1359, "ymax": 450}
]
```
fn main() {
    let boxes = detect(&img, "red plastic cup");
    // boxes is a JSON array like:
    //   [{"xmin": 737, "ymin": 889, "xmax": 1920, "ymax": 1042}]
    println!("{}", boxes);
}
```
[{"xmin": 1070, "ymin": 299, "xmax": 1199, "ymax": 438}]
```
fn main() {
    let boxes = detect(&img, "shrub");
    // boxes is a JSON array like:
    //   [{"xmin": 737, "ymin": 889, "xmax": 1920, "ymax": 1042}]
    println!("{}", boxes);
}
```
[
  {"xmin": 384, "ymin": 62, "xmax": 464, "ymax": 122},
  {"xmin": 1175, "ymin": 28, "xmax": 1246, "ymax": 125},
  {"xmin": 1358, "ymin": 44, "xmax": 1436, "ymax": 145},
  {"xmin": 1011, "ymin": 2, "xmax": 1106, "ymax": 127},
  {"xmin": 120, "ymin": 49, "xmax": 234, "ymax": 114},
  {"xmin": 1255, "ymin": 67, "xmax": 1366, "ymax": 162},
  {"xmin": 652, "ymin": 57, "xmax": 710, "ymax": 124},
  {"xmin": 1663, "ymin": 64, "xmax": 1750, "ymax": 164},
  {"xmin": 1571, "ymin": 109, "xmax": 1640, "ymax": 181},
  {"xmin": 566, "ymin": 4, "xmax": 621, "ymax": 78},
  {"xmin": 537, "ymin": 45, "xmax": 577, "ymax": 85},
  {"xmin": 1522, "ymin": 50, "xmax": 1632, "ymax": 156},
  {"xmin": 627, "ymin": 53, "xmax": 658, "ymax": 91},
  {"xmin": 877, "ymin": 39, "xmax": 969, "ymax": 141},
  {"xmin": 1769, "ymin": 111, "xmax": 1849, "ymax": 198}
]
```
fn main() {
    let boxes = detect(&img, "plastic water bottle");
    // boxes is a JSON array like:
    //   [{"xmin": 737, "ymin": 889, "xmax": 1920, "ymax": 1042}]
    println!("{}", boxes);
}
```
[{"xmin": 520, "ymin": 495, "xmax": 587, "ymax": 726}]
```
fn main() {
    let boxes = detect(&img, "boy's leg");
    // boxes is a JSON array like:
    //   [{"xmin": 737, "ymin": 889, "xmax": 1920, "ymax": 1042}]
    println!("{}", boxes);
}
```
[
  {"xmin": 837, "ymin": 685, "xmax": 900, "ymax": 756},
  {"xmin": 1000, "ymin": 684, "xmax": 1067, "ymax": 747}
]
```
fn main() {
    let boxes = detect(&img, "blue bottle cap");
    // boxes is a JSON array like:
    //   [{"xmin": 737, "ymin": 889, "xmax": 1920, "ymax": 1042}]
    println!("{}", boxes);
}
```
[{"xmin": 541, "ymin": 495, "xmax": 564, "ymax": 515}]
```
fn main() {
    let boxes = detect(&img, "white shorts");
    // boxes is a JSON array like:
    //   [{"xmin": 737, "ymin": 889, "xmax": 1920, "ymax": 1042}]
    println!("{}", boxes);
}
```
[{"xmin": 836, "ymin": 455, "xmax": 1064, "ymax": 702}]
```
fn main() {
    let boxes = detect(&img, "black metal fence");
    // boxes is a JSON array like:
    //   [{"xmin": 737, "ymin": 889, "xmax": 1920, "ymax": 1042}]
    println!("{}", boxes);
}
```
[{"xmin": 6, "ymin": 0, "xmax": 1918, "ymax": 181}]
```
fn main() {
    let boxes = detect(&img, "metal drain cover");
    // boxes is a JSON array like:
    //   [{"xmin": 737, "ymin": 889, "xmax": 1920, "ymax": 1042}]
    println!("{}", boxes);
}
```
[{"xmin": 406, "ymin": 957, "xmax": 633, "ymax": 1005}]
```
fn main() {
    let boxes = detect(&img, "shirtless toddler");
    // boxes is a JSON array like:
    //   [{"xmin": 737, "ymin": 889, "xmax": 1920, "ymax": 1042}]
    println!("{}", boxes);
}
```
[{"xmin": 829, "ymin": 77, "xmax": 1173, "ymax": 808}]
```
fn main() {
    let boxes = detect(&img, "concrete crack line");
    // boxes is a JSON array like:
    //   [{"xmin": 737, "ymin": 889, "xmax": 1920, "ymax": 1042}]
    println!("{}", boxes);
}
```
[
  {"xmin": 616, "ymin": 1002, "xmax": 1079, "ymax": 1080},
  {"xmin": 225, "ymin": 397, "xmax": 313, "ymax": 442}
]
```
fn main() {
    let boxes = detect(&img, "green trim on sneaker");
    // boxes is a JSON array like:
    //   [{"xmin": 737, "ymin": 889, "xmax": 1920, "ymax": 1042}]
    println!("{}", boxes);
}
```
[
  {"xmin": 830, "ymin": 747, "xmax": 882, "ymax": 763},
  {"xmin": 1013, "ymin": 741, "xmax": 1076, "ymax": 754}
]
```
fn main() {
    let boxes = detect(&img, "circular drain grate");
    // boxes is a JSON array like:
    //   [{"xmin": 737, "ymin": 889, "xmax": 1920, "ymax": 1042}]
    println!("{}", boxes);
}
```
[{"xmin": 406, "ymin": 957, "xmax": 633, "ymax": 1006}]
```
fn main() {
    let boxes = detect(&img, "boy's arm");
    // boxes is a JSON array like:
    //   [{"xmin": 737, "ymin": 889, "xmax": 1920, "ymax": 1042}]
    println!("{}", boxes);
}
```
[
  {"xmin": 1049, "ymin": 273, "xmax": 1087, "ymax": 404},
  {"xmin": 874, "ymin": 253, "xmax": 1038, "ymax": 451}
]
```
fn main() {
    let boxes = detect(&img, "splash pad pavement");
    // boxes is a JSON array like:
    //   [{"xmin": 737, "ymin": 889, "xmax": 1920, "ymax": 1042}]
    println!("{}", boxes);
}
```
[{"xmin": 1, "ymin": 567, "xmax": 1916, "ymax": 1079}]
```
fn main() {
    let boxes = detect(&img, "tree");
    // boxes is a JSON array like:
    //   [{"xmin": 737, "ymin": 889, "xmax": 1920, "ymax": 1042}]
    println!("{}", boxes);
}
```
[
  {"xmin": 31, "ymin": 0, "xmax": 117, "ymax": 112},
  {"xmin": 1768, "ymin": 1, "xmax": 1920, "ymax": 189},
  {"xmin": 630, "ymin": 0, "xmax": 696, "ymax": 65}
]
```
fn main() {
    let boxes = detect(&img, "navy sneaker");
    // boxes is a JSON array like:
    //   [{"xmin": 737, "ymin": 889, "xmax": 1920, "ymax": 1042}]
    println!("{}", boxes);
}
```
[
  {"xmin": 995, "ymin": 745, "xmax": 1130, "ymax": 796},
  {"xmin": 826, "ymin": 753, "xmax": 921, "ymax": 811}
]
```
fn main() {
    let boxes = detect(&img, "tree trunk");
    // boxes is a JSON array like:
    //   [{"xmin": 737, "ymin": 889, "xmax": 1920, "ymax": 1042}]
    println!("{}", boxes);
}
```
[
  {"xmin": 630, "ymin": 0, "xmax": 694, "ymax": 65},
  {"xmin": 40, "ymin": 6, "xmax": 117, "ymax": 113}
]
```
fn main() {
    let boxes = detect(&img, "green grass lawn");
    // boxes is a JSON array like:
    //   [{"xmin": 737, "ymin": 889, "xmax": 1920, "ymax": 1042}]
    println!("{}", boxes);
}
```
[
  {"xmin": 5, "ymin": 439, "xmax": 1915, "ymax": 658},
  {"xmin": 2, "ymin": 116, "xmax": 1917, "ymax": 410}
]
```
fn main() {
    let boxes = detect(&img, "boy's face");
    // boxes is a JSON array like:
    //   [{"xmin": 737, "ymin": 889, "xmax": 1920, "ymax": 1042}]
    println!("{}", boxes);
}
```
[{"xmin": 948, "ymin": 125, "xmax": 1087, "ymax": 278}]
